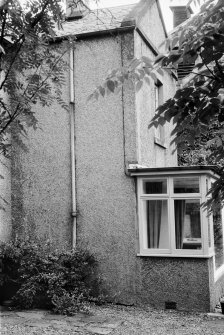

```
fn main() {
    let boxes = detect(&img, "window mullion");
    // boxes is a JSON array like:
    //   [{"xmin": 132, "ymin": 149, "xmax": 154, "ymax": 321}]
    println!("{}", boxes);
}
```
[
  {"xmin": 169, "ymin": 197, "xmax": 175, "ymax": 254},
  {"xmin": 201, "ymin": 175, "xmax": 208, "ymax": 255},
  {"xmin": 138, "ymin": 179, "xmax": 145, "ymax": 254}
]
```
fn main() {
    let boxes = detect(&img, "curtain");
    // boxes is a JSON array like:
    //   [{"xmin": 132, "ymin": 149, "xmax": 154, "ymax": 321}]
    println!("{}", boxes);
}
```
[
  {"xmin": 175, "ymin": 200, "xmax": 186, "ymax": 249},
  {"xmin": 147, "ymin": 200, "xmax": 162, "ymax": 248},
  {"xmin": 191, "ymin": 212, "xmax": 201, "ymax": 238},
  {"xmin": 147, "ymin": 182, "xmax": 163, "ymax": 248}
]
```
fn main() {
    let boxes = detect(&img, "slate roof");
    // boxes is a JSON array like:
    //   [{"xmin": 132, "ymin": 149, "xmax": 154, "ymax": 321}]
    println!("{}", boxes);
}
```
[{"xmin": 55, "ymin": 4, "xmax": 137, "ymax": 38}]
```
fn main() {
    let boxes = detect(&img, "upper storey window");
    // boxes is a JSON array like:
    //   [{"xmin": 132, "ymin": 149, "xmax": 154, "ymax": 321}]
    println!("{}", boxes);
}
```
[{"xmin": 154, "ymin": 82, "xmax": 166, "ymax": 147}]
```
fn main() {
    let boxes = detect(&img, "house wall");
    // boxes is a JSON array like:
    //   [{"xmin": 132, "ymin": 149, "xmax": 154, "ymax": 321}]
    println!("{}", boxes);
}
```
[
  {"xmin": 136, "ymin": 0, "xmax": 167, "ymax": 53},
  {"xmin": 5, "ymin": 1, "xmax": 220, "ymax": 312},
  {"xmin": 130, "ymin": 0, "xmax": 214, "ymax": 312},
  {"xmin": 73, "ymin": 3, "xmax": 177, "ymax": 304},
  {"xmin": 9, "ymin": 2, "xmax": 178, "ymax": 306},
  {"xmin": 134, "ymin": 31, "xmax": 177, "ymax": 167},
  {"xmin": 139, "ymin": 257, "xmax": 211, "ymax": 311},
  {"xmin": 134, "ymin": 2, "xmax": 177, "ymax": 168},
  {"xmin": 11, "ymin": 50, "xmax": 72, "ymax": 248},
  {"xmin": 208, "ymin": 258, "xmax": 224, "ymax": 310},
  {"xmin": 0, "ymin": 154, "xmax": 11, "ymax": 243},
  {"xmin": 74, "ymin": 33, "xmax": 141, "ymax": 303}
]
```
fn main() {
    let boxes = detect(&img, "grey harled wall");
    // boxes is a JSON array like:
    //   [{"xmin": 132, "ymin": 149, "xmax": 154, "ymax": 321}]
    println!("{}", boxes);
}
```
[
  {"xmin": 208, "ymin": 258, "xmax": 224, "ymax": 310},
  {"xmin": 11, "ymin": 50, "xmax": 72, "ymax": 248},
  {"xmin": 74, "ymin": 34, "xmax": 141, "ymax": 303},
  {"xmin": 73, "ymin": 2, "xmax": 177, "ymax": 304},
  {"xmin": 0, "ymin": 154, "xmax": 11, "ymax": 243},
  {"xmin": 134, "ymin": 0, "xmax": 177, "ymax": 167},
  {"xmin": 139, "ymin": 257, "xmax": 211, "ymax": 311},
  {"xmin": 9, "ymin": 1, "xmax": 217, "ymax": 311}
]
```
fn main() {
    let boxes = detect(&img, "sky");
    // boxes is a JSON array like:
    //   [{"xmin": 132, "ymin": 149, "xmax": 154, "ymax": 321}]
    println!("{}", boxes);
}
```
[{"xmin": 90, "ymin": 0, "xmax": 174, "ymax": 32}]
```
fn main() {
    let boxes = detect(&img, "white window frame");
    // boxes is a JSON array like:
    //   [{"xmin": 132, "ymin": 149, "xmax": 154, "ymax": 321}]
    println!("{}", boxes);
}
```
[
  {"xmin": 152, "ymin": 75, "xmax": 167, "ymax": 148},
  {"xmin": 154, "ymin": 83, "xmax": 164, "ymax": 140},
  {"xmin": 137, "ymin": 174, "xmax": 212, "ymax": 257}
]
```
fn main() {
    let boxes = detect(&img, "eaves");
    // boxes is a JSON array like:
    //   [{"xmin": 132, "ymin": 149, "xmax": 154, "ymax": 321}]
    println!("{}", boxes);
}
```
[{"xmin": 54, "ymin": 25, "xmax": 136, "ymax": 43}]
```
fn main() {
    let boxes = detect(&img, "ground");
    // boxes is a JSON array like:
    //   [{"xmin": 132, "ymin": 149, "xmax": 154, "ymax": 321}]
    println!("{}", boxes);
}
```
[{"xmin": 1, "ymin": 303, "xmax": 224, "ymax": 335}]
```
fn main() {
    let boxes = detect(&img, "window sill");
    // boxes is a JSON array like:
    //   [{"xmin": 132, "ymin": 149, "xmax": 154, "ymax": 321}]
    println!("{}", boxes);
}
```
[
  {"xmin": 137, "ymin": 253, "xmax": 213, "ymax": 258},
  {"xmin": 154, "ymin": 137, "xmax": 167, "ymax": 149}
]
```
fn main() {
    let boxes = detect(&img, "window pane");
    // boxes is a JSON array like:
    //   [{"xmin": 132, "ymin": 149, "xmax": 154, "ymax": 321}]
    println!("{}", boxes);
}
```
[
  {"xmin": 174, "ymin": 199, "xmax": 202, "ymax": 250},
  {"xmin": 143, "ymin": 179, "xmax": 167, "ymax": 194},
  {"xmin": 213, "ymin": 208, "xmax": 224, "ymax": 270},
  {"xmin": 143, "ymin": 200, "xmax": 169, "ymax": 249},
  {"xmin": 174, "ymin": 177, "xmax": 200, "ymax": 193}
]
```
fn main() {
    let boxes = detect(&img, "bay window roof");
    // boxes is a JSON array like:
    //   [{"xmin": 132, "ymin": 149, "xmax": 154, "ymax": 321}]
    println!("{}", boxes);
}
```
[{"xmin": 128, "ymin": 165, "xmax": 220, "ymax": 178}]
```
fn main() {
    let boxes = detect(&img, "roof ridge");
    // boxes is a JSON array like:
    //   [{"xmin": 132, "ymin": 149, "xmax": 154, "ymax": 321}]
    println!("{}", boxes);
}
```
[
  {"xmin": 55, "ymin": 1, "xmax": 155, "ymax": 39},
  {"xmin": 91, "ymin": 3, "xmax": 137, "ymax": 11}
]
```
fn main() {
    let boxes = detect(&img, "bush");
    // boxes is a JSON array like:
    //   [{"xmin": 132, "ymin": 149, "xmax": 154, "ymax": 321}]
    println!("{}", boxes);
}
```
[{"xmin": 0, "ymin": 239, "xmax": 101, "ymax": 314}]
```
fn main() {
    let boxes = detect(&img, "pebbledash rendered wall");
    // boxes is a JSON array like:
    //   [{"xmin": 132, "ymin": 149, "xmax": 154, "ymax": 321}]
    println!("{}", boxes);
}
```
[
  {"xmin": 9, "ymin": 1, "xmax": 223, "ymax": 311},
  {"xmin": 0, "ymin": 154, "xmax": 11, "ymax": 243},
  {"xmin": 138, "ymin": 258, "xmax": 211, "ymax": 311},
  {"xmin": 130, "ymin": 0, "xmax": 224, "ymax": 312},
  {"xmin": 74, "ymin": 33, "xmax": 140, "ymax": 303},
  {"xmin": 73, "ymin": 5, "xmax": 177, "ymax": 305},
  {"xmin": 11, "ymin": 50, "xmax": 72, "ymax": 248},
  {"xmin": 209, "ymin": 259, "xmax": 224, "ymax": 310}
]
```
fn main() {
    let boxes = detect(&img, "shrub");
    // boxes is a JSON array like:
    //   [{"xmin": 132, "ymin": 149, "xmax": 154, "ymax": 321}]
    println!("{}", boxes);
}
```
[{"xmin": 0, "ymin": 239, "xmax": 101, "ymax": 314}]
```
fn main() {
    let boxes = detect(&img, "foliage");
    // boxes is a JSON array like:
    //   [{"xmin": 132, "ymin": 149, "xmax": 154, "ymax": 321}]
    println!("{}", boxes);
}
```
[
  {"xmin": 151, "ymin": 0, "xmax": 224, "ymax": 208},
  {"xmin": 93, "ymin": 0, "xmax": 224, "ymax": 208},
  {"xmin": 0, "ymin": 239, "xmax": 101, "ymax": 314},
  {"xmin": 0, "ymin": 0, "xmax": 71, "ymax": 157}
]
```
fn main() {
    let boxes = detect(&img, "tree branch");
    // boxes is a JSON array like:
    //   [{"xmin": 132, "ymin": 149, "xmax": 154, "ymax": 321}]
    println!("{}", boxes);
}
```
[
  {"xmin": 200, "ymin": 52, "xmax": 221, "ymax": 82},
  {"xmin": 0, "ymin": 98, "xmax": 11, "ymax": 117},
  {"xmin": 0, "ymin": 104, "xmax": 21, "ymax": 136},
  {"xmin": 24, "ymin": 49, "xmax": 67, "ymax": 104},
  {"xmin": 0, "ymin": 0, "xmax": 52, "ymax": 91},
  {"xmin": 215, "ymin": 60, "xmax": 224, "ymax": 81},
  {"xmin": 0, "ymin": 9, "xmax": 7, "ymax": 43},
  {"xmin": 30, "ymin": 0, "xmax": 51, "ymax": 28},
  {"xmin": 0, "ymin": 9, "xmax": 7, "ymax": 65},
  {"xmin": 0, "ymin": 38, "xmax": 25, "ymax": 90}
]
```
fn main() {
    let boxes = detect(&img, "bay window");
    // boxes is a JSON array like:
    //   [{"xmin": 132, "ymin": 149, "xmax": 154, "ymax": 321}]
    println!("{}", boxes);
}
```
[{"xmin": 129, "ymin": 166, "xmax": 223, "ymax": 259}]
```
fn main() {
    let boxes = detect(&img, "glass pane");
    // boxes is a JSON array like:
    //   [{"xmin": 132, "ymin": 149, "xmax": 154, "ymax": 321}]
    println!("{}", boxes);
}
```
[
  {"xmin": 174, "ymin": 199, "xmax": 202, "ymax": 250},
  {"xmin": 213, "ymin": 207, "xmax": 224, "ymax": 270},
  {"xmin": 143, "ymin": 200, "xmax": 169, "ymax": 249},
  {"xmin": 174, "ymin": 177, "xmax": 200, "ymax": 193},
  {"xmin": 143, "ymin": 179, "xmax": 167, "ymax": 194}
]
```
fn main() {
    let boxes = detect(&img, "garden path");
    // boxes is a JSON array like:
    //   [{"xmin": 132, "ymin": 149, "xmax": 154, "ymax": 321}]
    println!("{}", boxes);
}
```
[{"xmin": 1, "ymin": 304, "xmax": 224, "ymax": 335}]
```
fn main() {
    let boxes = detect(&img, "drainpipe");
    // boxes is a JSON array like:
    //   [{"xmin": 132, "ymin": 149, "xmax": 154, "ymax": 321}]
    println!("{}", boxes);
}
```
[{"xmin": 69, "ymin": 42, "xmax": 77, "ymax": 248}]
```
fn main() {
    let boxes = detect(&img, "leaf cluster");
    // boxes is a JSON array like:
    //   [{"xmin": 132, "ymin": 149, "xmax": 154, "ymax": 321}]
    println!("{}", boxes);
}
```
[
  {"xmin": 89, "ymin": 54, "xmax": 166, "ymax": 101},
  {"xmin": 0, "ymin": 0, "xmax": 71, "ymax": 156},
  {"xmin": 0, "ymin": 239, "xmax": 102, "ymax": 314},
  {"xmin": 148, "ymin": 0, "xmax": 224, "ymax": 208}
]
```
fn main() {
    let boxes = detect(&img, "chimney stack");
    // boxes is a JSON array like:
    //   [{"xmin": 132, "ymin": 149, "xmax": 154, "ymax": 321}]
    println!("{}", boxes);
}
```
[
  {"xmin": 170, "ymin": 0, "xmax": 193, "ymax": 28},
  {"xmin": 65, "ymin": 0, "xmax": 89, "ymax": 20}
]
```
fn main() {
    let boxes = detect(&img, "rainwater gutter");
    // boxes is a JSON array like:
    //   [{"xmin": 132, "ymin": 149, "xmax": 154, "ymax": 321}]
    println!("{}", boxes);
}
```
[{"xmin": 69, "ymin": 43, "xmax": 77, "ymax": 248}]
